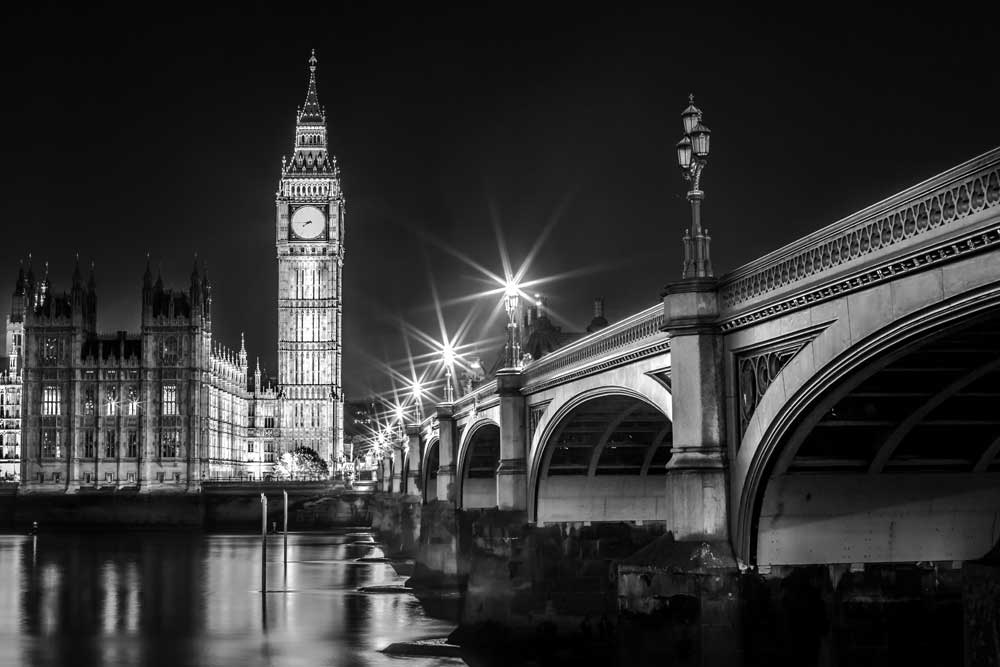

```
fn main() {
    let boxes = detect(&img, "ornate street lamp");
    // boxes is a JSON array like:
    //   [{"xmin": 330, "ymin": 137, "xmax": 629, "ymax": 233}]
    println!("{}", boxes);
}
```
[
  {"xmin": 504, "ymin": 281, "xmax": 521, "ymax": 368},
  {"xmin": 411, "ymin": 380, "xmax": 424, "ymax": 421},
  {"xmin": 442, "ymin": 344, "xmax": 456, "ymax": 403},
  {"xmin": 676, "ymin": 94, "xmax": 713, "ymax": 279}
]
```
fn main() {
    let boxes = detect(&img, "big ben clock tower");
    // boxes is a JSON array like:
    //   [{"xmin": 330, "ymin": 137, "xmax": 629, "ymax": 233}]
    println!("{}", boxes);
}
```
[{"xmin": 276, "ymin": 51, "xmax": 344, "ymax": 463}]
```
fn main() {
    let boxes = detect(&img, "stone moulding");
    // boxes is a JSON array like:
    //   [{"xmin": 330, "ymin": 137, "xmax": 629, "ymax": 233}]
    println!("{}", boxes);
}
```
[
  {"xmin": 718, "ymin": 147, "xmax": 1000, "ymax": 322},
  {"xmin": 719, "ymin": 223, "xmax": 1000, "ymax": 333},
  {"xmin": 521, "ymin": 339, "xmax": 670, "ymax": 396},
  {"xmin": 521, "ymin": 304, "xmax": 666, "ymax": 384}
]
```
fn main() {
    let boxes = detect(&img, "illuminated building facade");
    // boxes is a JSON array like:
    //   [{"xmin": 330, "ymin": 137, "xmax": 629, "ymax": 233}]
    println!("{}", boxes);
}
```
[
  {"xmin": 16, "ymin": 261, "xmax": 268, "ymax": 491},
  {"xmin": 275, "ymin": 51, "xmax": 345, "ymax": 463}
]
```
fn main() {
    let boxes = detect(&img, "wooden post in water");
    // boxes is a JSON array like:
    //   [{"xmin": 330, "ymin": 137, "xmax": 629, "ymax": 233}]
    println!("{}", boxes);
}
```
[
  {"xmin": 283, "ymin": 489, "xmax": 289, "ymax": 565},
  {"xmin": 260, "ymin": 492, "xmax": 268, "ymax": 537}
]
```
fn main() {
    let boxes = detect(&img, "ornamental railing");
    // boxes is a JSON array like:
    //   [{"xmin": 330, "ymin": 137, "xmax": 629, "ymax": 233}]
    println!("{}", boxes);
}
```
[
  {"xmin": 451, "ymin": 379, "xmax": 498, "ymax": 412},
  {"xmin": 718, "ymin": 146, "xmax": 1000, "ymax": 315},
  {"xmin": 521, "ymin": 303, "xmax": 666, "ymax": 384}
]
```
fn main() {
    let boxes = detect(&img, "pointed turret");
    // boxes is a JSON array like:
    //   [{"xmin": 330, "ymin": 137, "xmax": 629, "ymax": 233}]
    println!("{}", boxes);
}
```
[
  {"xmin": 86, "ymin": 261, "xmax": 97, "ymax": 330},
  {"xmin": 10, "ymin": 261, "xmax": 26, "ymax": 323},
  {"xmin": 190, "ymin": 257, "xmax": 202, "ymax": 319},
  {"xmin": 299, "ymin": 49, "xmax": 324, "ymax": 123},
  {"xmin": 25, "ymin": 255, "xmax": 35, "ymax": 295},
  {"xmin": 72, "ymin": 255, "xmax": 82, "ymax": 290},
  {"xmin": 282, "ymin": 50, "xmax": 337, "ymax": 180},
  {"xmin": 255, "ymin": 357, "xmax": 262, "ymax": 393},
  {"xmin": 239, "ymin": 332, "xmax": 247, "ymax": 369},
  {"xmin": 141, "ymin": 255, "xmax": 154, "ymax": 319},
  {"xmin": 202, "ymin": 265, "xmax": 212, "ymax": 324}
]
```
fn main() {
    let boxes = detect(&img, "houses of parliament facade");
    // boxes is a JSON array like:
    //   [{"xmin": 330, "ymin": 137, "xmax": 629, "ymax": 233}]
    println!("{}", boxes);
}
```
[{"xmin": 0, "ymin": 53, "xmax": 345, "ymax": 491}]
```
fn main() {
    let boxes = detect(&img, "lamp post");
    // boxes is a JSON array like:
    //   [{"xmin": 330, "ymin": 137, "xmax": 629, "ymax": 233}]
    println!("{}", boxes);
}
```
[
  {"xmin": 504, "ymin": 282, "xmax": 521, "ymax": 368},
  {"xmin": 442, "ymin": 345, "xmax": 456, "ymax": 403},
  {"xmin": 676, "ymin": 94, "xmax": 713, "ymax": 279},
  {"xmin": 411, "ymin": 381, "xmax": 423, "ymax": 421}
]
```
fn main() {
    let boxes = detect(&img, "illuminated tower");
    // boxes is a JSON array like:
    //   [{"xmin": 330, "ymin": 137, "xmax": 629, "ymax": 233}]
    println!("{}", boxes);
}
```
[{"xmin": 275, "ymin": 51, "xmax": 345, "ymax": 463}]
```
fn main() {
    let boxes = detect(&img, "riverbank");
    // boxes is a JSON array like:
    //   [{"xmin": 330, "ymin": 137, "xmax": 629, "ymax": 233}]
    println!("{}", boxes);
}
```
[{"xmin": 0, "ymin": 483, "xmax": 374, "ymax": 530}]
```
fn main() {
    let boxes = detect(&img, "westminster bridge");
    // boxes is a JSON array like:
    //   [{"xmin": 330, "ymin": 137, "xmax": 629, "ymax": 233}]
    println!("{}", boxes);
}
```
[{"xmin": 369, "ymin": 146, "xmax": 1000, "ymax": 665}]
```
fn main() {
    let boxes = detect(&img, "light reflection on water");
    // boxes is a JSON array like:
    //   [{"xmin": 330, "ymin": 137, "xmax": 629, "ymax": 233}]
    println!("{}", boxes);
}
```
[{"xmin": 0, "ymin": 532, "xmax": 465, "ymax": 667}]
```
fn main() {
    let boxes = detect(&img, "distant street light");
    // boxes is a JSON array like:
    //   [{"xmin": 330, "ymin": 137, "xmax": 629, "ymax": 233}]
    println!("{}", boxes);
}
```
[
  {"xmin": 442, "ymin": 344, "xmax": 456, "ymax": 403},
  {"xmin": 504, "ymin": 280, "xmax": 521, "ymax": 368},
  {"xmin": 676, "ymin": 94, "xmax": 713, "ymax": 279}
]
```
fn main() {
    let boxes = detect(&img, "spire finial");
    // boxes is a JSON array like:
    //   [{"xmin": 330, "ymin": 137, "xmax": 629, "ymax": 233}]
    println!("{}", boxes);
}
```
[
  {"xmin": 309, "ymin": 49, "xmax": 317, "ymax": 73},
  {"xmin": 689, "ymin": 92, "xmax": 695, "ymax": 105}
]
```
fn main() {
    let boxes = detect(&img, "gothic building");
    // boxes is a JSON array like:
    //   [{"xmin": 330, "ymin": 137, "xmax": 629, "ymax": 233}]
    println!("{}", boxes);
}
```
[
  {"xmin": 14, "ymin": 260, "xmax": 271, "ymax": 491},
  {"xmin": 5, "ymin": 52, "xmax": 344, "ymax": 490},
  {"xmin": 275, "ymin": 50, "xmax": 345, "ymax": 462},
  {"xmin": 1, "ymin": 277, "xmax": 23, "ymax": 480}
]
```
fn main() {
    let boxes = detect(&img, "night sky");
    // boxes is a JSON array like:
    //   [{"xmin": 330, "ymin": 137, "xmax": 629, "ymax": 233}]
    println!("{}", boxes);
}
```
[{"xmin": 2, "ymin": 5, "xmax": 997, "ymax": 402}]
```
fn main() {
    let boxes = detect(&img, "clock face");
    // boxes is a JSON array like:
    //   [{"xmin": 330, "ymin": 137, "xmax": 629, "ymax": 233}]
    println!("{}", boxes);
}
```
[{"xmin": 291, "ymin": 205, "xmax": 326, "ymax": 240}]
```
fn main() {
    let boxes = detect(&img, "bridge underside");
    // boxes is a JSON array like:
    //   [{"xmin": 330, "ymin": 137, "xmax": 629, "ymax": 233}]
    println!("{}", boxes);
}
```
[
  {"xmin": 759, "ymin": 310, "xmax": 1000, "ymax": 566},
  {"xmin": 461, "ymin": 424, "xmax": 499, "ymax": 509},
  {"xmin": 536, "ymin": 394, "xmax": 672, "ymax": 523}
]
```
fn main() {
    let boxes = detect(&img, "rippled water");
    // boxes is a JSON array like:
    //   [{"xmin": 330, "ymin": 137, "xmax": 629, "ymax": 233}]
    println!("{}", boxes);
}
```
[{"xmin": 0, "ymin": 531, "xmax": 465, "ymax": 667}]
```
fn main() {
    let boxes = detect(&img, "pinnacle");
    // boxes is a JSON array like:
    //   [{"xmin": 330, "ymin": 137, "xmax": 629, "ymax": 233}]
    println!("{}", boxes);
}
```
[{"xmin": 298, "ymin": 50, "xmax": 324, "ymax": 124}]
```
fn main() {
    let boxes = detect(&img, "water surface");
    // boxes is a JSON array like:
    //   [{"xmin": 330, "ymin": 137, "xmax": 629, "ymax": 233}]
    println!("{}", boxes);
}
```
[{"xmin": 0, "ymin": 531, "xmax": 464, "ymax": 667}]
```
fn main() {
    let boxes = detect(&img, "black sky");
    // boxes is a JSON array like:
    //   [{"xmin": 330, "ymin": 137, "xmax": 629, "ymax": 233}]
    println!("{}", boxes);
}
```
[{"xmin": 2, "ymin": 4, "xmax": 998, "ymax": 402}]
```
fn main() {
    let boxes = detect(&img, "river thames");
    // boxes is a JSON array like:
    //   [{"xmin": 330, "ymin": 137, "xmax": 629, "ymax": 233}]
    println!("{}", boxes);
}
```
[{"xmin": 0, "ymin": 531, "xmax": 465, "ymax": 666}]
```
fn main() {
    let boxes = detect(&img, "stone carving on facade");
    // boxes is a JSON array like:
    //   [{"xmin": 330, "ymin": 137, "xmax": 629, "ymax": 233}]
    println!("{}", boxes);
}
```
[
  {"xmin": 735, "ymin": 327, "xmax": 827, "ymax": 439},
  {"xmin": 527, "ymin": 400, "xmax": 550, "ymax": 444}
]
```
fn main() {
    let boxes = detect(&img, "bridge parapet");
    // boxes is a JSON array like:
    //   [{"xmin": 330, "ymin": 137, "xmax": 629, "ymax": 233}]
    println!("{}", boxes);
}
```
[
  {"xmin": 520, "ymin": 303, "xmax": 667, "ymax": 392},
  {"xmin": 719, "ymin": 146, "xmax": 1000, "ymax": 331}
]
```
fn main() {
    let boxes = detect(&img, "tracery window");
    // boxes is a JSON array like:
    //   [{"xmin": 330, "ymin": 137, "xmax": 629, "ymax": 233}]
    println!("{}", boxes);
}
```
[
  {"xmin": 105, "ymin": 386, "xmax": 118, "ymax": 416},
  {"xmin": 161, "ymin": 430, "xmax": 180, "ymax": 458},
  {"xmin": 42, "ymin": 386, "xmax": 60, "ymax": 416},
  {"xmin": 162, "ymin": 385, "xmax": 178, "ymax": 415}
]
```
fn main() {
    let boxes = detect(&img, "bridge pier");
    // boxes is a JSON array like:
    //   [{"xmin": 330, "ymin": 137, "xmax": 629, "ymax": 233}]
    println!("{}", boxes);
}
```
[
  {"xmin": 662, "ymin": 277, "xmax": 729, "ymax": 541},
  {"xmin": 391, "ymin": 445, "xmax": 403, "ymax": 494},
  {"xmin": 602, "ymin": 277, "xmax": 744, "ymax": 665},
  {"xmin": 436, "ymin": 405, "xmax": 457, "ymax": 502},
  {"xmin": 405, "ymin": 426, "xmax": 421, "ymax": 493},
  {"xmin": 496, "ymin": 370, "xmax": 527, "ymax": 510}
]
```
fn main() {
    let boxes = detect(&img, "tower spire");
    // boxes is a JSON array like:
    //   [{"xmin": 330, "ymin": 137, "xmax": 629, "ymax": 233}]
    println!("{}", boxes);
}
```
[{"xmin": 299, "ymin": 49, "xmax": 324, "ymax": 123}]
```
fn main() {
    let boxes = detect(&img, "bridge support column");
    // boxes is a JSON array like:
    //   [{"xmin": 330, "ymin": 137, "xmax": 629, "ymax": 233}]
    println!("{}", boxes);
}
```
[
  {"xmin": 496, "ymin": 369, "xmax": 527, "ymax": 510},
  {"xmin": 391, "ymin": 446, "xmax": 404, "ymax": 494},
  {"xmin": 405, "ymin": 426, "xmax": 422, "ymax": 494},
  {"xmin": 662, "ymin": 278, "xmax": 729, "ymax": 541},
  {"xmin": 379, "ymin": 457, "xmax": 390, "ymax": 492},
  {"xmin": 436, "ymin": 405, "xmax": 457, "ymax": 503}
]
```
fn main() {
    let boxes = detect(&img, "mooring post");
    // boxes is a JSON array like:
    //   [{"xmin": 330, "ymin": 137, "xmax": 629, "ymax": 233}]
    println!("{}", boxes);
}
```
[
  {"xmin": 261, "ymin": 492, "xmax": 268, "ymax": 537},
  {"xmin": 283, "ymin": 489, "xmax": 289, "ymax": 564}
]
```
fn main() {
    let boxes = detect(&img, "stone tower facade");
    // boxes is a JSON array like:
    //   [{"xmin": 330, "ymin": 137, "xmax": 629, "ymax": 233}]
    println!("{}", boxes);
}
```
[{"xmin": 275, "ymin": 51, "xmax": 345, "ymax": 463}]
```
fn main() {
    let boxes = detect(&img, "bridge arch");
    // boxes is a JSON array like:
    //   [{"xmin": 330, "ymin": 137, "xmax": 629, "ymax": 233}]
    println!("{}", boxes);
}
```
[
  {"xmin": 422, "ymin": 437, "xmax": 440, "ymax": 503},
  {"xmin": 455, "ymin": 419, "xmax": 500, "ymax": 510},
  {"xmin": 735, "ymin": 283, "xmax": 1000, "ymax": 566},
  {"xmin": 528, "ymin": 386, "xmax": 673, "ymax": 523}
]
